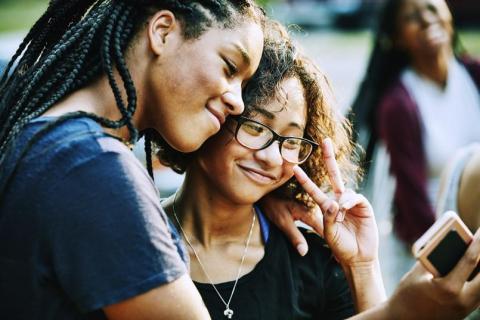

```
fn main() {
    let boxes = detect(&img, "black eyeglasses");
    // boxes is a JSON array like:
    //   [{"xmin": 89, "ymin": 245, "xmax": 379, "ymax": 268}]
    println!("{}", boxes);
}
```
[{"xmin": 231, "ymin": 116, "xmax": 318, "ymax": 164}]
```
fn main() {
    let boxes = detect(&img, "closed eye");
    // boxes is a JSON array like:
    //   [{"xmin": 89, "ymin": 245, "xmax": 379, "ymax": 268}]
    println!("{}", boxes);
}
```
[
  {"xmin": 426, "ymin": 3, "xmax": 438, "ymax": 14},
  {"xmin": 223, "ymin": 57, "xmax": 238, "ymax": 78}
]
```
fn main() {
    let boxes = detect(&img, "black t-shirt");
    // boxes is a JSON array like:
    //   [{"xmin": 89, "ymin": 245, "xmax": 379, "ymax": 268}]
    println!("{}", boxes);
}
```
[
  {"xmin": 0, "ymin": 117, "xmax": 187, "ymax": 319},
  {"xmin": 194, "ymin": 217, "xmax": 355, "ymax": 320}
]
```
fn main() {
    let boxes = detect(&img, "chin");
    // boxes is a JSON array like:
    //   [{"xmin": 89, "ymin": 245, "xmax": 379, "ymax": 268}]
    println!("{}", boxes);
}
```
[{"xmin": 164, "ymin": 135, "xmax": 204, "ymax": 153}]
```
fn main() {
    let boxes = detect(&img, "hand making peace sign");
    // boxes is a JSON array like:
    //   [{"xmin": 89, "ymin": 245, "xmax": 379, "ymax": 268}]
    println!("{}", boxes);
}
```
[{"xmin": 293, "ymin": 138, "xmax": 379, "ymax": 266}]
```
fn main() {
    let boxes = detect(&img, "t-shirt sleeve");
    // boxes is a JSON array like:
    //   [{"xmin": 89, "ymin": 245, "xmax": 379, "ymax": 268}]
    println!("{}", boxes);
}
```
[{"xmin": 40, "ymin": 148, "xmax": 187, "ymax": 312}]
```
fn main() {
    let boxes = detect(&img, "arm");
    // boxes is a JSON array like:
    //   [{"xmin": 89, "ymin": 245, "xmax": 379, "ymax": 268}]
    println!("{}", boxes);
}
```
[
  {"xmin": 104, "ymin": 274, "xmax": 210, "ymax": 320},
  {"xmin": 349, "ymin": 228, "xmax": 480, "ymax": 320},
  {"xmin": 342, "ymin": 260, "xmax": 386, "ymax": 312},
  {"xmin": 378, "ymin": 86, "xmax": 435, "ymax": 243}
]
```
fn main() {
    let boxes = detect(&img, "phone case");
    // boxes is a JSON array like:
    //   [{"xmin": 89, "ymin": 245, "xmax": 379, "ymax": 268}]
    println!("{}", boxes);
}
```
[{"xmin": 412, "ymin": 211, "xmax": 473, "ymax": 277}]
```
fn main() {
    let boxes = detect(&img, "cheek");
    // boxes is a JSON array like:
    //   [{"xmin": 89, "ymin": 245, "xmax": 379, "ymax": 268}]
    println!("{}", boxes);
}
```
[
  {"xmin": 194, "ymin": 55, "xmax": 225, "ymax": 93},
  {"xmin": 275, "ymin": 164, "xmax": 296, "ymax": 188},
  {"xmin": 197, "ymin": 134, "xmax": 239, "ymax": 166},
  {"xmin": 397, "ymin": 25, "xmax": 421, "ymax": 51}
]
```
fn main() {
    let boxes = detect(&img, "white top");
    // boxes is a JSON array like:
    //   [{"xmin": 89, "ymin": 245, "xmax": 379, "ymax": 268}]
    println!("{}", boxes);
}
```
[{"xmin": 401, "ymin": 59, "xmax": 480, "ymax": 205}]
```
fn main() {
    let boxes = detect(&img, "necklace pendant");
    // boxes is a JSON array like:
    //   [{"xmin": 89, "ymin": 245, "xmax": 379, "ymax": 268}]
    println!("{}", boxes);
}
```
[{"xmin": 224, "ymin": 308, "xmax": 234, "ymax": 319}]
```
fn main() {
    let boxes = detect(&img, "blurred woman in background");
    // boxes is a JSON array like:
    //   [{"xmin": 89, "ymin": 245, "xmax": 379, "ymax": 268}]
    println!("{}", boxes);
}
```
[{"xmin": 351, "ymin": 0, "xmax": 480, "ymax": 245}]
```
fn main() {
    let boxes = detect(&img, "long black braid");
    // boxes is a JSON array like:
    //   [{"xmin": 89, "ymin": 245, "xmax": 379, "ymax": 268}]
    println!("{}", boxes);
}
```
[{"xmin": 0, "ymin": 0, "xmax": 263, "ymax": 186}]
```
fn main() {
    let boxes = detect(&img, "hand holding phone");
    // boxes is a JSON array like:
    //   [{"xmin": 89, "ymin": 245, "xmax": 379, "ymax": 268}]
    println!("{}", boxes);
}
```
[{"xmin": 412, "ymin": 211, "xmax": 479, "ymax": 278}]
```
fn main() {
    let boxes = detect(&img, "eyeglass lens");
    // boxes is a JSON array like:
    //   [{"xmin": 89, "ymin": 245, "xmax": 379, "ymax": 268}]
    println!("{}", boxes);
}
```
[{"xmin": 236, "ymin": 120, "xmax": 313, "ymax": 164}]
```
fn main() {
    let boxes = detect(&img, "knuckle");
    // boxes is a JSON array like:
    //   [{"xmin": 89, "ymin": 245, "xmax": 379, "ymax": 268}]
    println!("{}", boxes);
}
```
[
  {"xmin": 439, "ymin": 282, "xmax": 460, "ymax": 298},
  {"xmin": 463, "ymin": 250, "xmax": 479, "ymax": 267}
]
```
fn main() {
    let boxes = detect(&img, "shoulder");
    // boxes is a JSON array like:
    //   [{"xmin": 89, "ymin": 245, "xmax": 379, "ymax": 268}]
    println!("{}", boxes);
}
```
[
  {"xmin": 459, "ymin": 55, "xmax": 480, "ymax": 72},
  {"xmin": 377, "ymin": 80, "xmax": 420, "ymax": 133},
  {"xmin": 378, "ymin": 80, "xmax": 416, "ymax": 116},
  {"xmin": 5, "ymin": 116, "xmax": 153, "ymax": 206},
  {"xmin": 24, "ymin": 116, "xmax": 139, "ymax": 177}
]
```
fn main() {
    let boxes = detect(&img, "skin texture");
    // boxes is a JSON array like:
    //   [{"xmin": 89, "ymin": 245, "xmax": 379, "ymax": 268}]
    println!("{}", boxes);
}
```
[
  {"xmin": 164, "ymin": 76, "xmax": 386, "ymax": 312},
  {"xmin": 458, "ymin": 149, "xmax": 480, "ymax": 231},
  {"xmin": 45, "ymin": 10, "xmax": 264, "ymax": 153},
  {"xmin": 103, "ymin": 275, "xmax": 210, "ymax": 320},
  {"xmin": 143, "ymin": 12, "xmax": 264, "ymax": 152},
  {"xmin": 396, "ymin": 0, "xmax": 452, "ymax": 57},
  {"xmin": 348, "ymin": 229, "xmax": 480, "ymax": 320},
  {"xmin": 42, "ymin": 10, "xmax": 263, "ymax": 320},
  {"xmin": 194, "ymin": 77, "xmax": 307, "ymax": 205},
  {"xmin": 395, "ymin": 0, "xmax": 453, "ymax": 86},
  {"xmin": 163, "ymin": 77, "xmax": 307, "ymax": 283}
]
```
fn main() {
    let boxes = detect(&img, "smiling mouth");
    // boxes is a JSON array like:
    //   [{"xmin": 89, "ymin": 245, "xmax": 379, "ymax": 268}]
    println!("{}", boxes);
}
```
[
  {"xmin": 206, "ymin": 106, "xmax": 226, "ymax": 128},
  {"xmin": 238, "ymin": 165, "xmax": 276, "ymax": 185}
]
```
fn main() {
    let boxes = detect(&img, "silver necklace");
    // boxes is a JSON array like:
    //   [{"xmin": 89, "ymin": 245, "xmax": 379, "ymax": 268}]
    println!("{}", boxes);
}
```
[{"xmin": 172, "ymin": 193, "xmax": 256, "ymax": 319}]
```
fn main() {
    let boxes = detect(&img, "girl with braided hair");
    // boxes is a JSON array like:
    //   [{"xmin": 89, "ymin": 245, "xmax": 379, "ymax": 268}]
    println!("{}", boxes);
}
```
[{"xmin": 0, "ymin": 0, "xmax": 265, "ymax": 319}]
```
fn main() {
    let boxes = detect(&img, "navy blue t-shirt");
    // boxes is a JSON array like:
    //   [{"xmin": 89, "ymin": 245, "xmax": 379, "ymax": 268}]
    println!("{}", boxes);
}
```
[{"xmin": 0, "ymin": 117, "xmax": 187, "ymax": 319}]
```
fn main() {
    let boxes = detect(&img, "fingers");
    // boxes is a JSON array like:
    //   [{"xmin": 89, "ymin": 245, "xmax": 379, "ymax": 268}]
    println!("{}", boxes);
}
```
[
  {"xmin": 296, "ymin": 204, "xmax": 325, "ymax": 237},
  {"xmin": 260, "ymin": 196, "xmax": 310, "ymax": 256},
  {"xmin": 275, "ymin": 209, "xmax": 309, "ymax": 256},
  {"xmin": 408, "ymin": 261, "xmax": 434, "ymax": 281},
  {"xmin": 323, "ymin": 138, "xmax": 345, "ymax": 195},
  {"xmin": 447, "ymin": 228, "xmax": 480, "ymax": 284},
  {"xmin": 293, "ymin": 166, "xmax": 338, "ymax": 217},
  {"xmin": 338, "ymin": 191, "xmax": 374, "ymax": 218}
]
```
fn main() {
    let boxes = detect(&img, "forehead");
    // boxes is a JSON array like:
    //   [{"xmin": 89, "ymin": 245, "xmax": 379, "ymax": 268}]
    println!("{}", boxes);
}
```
[
  {"xmin": 204, "ymin": 21, "xmax": 263, "ymax": 66},
  {"xmin": 401, "ymin": 0, "xmax": 450, "ymax": 14},
  {"xmin": 255, "ymin": 77, "xmax": 307, "ymax": 128}
]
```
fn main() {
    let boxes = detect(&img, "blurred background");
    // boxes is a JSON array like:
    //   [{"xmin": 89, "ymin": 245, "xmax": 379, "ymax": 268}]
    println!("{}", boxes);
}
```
[{"xmin": 1, "ymin": 0, "xmax": 479, "ymax": 295}]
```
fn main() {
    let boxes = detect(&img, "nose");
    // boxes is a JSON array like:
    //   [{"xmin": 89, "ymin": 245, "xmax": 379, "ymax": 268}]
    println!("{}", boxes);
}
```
[
  {"xmin": 254, "ymin": 141, "xmax": 284, "ymax": 167},
  {"xmin": 222, "ymin": 82, "xmax": 244, "ymax": 116}
]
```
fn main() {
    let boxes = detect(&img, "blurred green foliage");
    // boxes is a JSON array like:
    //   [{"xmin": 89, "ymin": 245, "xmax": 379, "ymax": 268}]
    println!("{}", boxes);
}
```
[
  {"xmin": 460, "ymin": 31, "xmax": 480, "ymax": 56},
  {"xmin": 0, "ymin": 0, "xmax": 279, "ymax": 32},
  {"xmin": 0, "ymin": 0, "xmax": 48, "ymax": 32},
  {"xmin": 0, "ymin": 0, "xmax": 479, "ymax": 57}
]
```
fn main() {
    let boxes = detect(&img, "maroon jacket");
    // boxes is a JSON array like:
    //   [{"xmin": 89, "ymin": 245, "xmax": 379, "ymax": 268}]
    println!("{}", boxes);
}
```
[{"xmin": 377, "ymin": 57, "xmax": 480, "ymax": 244}]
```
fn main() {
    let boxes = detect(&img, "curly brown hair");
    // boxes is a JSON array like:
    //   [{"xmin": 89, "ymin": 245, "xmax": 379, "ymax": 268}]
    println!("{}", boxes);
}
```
[
  {"xmin": 283, "ymin": 53, "xmax": 361, "ymax": 206},
  {"xmin": 155, "ymin": 19, "xmax": 361, "ymax": 206}
]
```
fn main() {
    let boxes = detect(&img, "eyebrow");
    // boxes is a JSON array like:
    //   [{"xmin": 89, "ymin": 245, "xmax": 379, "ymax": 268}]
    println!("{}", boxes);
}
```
[
  {"xmin": 234, "ymin": 43, "xmax": 251, "ymax": 67},
  {"xmin": 251, "ymin": 107, "xmax": 305, "ymax": 131}
]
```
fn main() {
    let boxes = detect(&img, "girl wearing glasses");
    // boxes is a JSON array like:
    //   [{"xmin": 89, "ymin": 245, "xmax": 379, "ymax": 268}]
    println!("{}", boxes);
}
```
[{"xmin": 158, "ymin": 28, "xmax": 386, "ymax": 319}]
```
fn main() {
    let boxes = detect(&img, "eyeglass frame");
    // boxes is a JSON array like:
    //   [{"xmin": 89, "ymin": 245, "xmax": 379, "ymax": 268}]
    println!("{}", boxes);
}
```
[{"xmin": 230, "ymin": 116, "xmax": 319, "ymax": 164}]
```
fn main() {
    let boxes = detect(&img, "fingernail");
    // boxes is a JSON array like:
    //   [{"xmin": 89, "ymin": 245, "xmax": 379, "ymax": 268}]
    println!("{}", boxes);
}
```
[
  {"xmin": 323, "ymin": 137, "xmax": 332, "ymax": 148},
  {"xmin": 336, "ymin": 210, "xmax": 345, "ymax": 222},
  {"xmin": 327, "ymin": 205, "xmax": 336, "ymax": 217},
  {"xmin": 297, "ymin": 243, "xmax": 308, "ymax": 256}
]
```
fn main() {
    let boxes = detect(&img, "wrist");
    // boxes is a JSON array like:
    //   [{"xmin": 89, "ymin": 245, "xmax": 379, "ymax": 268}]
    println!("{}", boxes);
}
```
[
  {"xmin": 343, "ymin": 259, "xmax": 379, "ymax": 271},
  {"xmin": 342, "ymin": 259, "xmax": 387, "ymax": 312},
  {"xmin": 341, "ymin": 258, "xmax": 381, "ymax": 280},
  {"xmin": 347, "ymin": 301, "xmax": 392, "ymax": 320}
]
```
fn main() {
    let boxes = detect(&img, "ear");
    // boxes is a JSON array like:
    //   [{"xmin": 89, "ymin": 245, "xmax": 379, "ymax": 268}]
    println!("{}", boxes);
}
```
[{"xmin": 147, "ymin": 10, "xmax": 178, "ymax": 56}]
